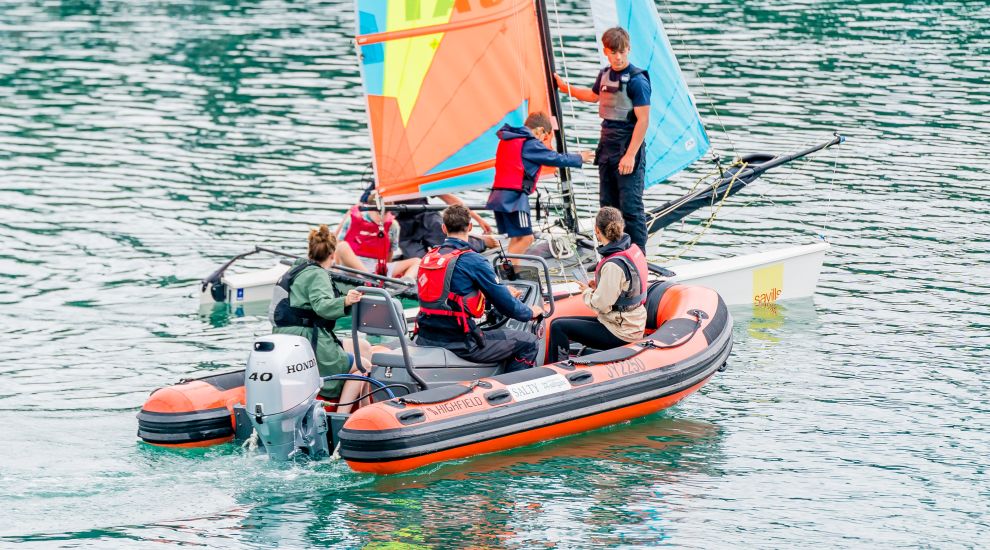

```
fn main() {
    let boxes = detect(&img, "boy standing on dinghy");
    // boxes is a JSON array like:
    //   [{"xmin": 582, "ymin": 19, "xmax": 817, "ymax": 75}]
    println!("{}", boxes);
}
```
[
  {"xmin": 554, "ymin": 26, "xmax": 651, "ymax": 251},
  {"xmin": 415, "ymin": 205, "xmax": 542, "ymax": 373},
  {"xmin": 486, "ymin": 112, "xmax": 593, "ymax": 257}
]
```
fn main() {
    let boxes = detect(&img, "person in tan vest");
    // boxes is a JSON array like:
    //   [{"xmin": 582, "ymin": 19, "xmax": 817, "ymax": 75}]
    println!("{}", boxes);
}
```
[{"xmin": 546, "ymin": 207, "xmax": 648, "ymax": 362}]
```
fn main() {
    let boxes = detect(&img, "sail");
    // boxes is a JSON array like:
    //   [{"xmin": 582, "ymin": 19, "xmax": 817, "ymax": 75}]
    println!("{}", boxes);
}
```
[
  {"xmin": 589, "ymin": 0, "xmax": 710, "ymax": 187},
  {"xmin": 355, "ymin": 0, "xmax": 554, "ymax": 200}
]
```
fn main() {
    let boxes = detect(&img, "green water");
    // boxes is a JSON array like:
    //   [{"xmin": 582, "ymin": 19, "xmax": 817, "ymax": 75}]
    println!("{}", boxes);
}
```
[{"xmin": 1, "ymin": 0, "xmax": 988, "ymax": 547}]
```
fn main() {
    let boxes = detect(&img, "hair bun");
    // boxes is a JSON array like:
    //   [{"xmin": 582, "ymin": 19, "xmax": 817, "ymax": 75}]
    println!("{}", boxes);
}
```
[{"xmin": 308, "ymin": 224, "xmax": 337, "ymax": 262}]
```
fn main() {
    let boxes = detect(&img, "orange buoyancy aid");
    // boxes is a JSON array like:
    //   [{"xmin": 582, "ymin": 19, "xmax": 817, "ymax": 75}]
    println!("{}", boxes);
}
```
[
  {"xmin": 492, "ymin": 135, "xmax": 539, "ymax": 195},
  {"xmin": 417, "ymin": 246, "xmax": 486, "ymax": 332},
  {"xmin": 594, "ymin": 243, "xmax": 648, "ymax": 312},
  {"xmin": 343, "ymin": 205, "xmax": 394, "ymax": 276}
]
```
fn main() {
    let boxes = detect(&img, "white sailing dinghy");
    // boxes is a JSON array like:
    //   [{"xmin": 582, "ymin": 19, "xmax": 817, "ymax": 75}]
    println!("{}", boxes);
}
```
[{"xmin": 199, "ymin": 0, "xmax": 842, "ymax": 310}]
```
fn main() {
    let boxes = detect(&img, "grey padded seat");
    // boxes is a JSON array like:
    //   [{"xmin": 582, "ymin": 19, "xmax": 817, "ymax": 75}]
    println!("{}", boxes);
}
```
[
  {"xmin": 353, "ymin": 288, "xmax": 501, "ymax": 379},
  {"xmin": 371, "ymin": 345, "xmax": 499, "ymax": 370}
]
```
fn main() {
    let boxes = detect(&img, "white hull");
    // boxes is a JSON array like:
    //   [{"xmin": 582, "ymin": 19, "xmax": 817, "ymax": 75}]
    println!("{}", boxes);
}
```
[
  {"xmin": 666, "ymin": 241, "xmax": 830, "ymax": 306},
  {"xmin": 201, "ymin": 241, "xmax": 830, "ymax": 309},
  {"xmin": 200, "ymin": 263, "xmax": 288, "ymax": 305}
]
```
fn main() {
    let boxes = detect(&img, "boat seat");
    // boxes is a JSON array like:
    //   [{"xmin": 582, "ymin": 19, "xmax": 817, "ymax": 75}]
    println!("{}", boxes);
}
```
[
  {"xmin": 371, "ymin": 346, "xmax": 499, "ymax": 370},
  {"xmin": 644, "ymin": 280, "xmax": 677, "ymax": 333},
  {"xmin": 351, "ymin": 289, "xmax": 502, "ymax": 395}
]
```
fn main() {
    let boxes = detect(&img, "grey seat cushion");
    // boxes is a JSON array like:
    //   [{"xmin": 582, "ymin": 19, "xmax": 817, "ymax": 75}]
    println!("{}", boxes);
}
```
[{"xmin": 371, "ymin": 345, "xmax": 498, "ymax": 369}]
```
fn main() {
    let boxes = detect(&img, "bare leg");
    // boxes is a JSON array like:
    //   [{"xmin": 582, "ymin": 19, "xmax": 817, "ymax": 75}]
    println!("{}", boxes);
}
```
[
  {"xmin": 334, "ymin": 241, "xmax": 369, "ymax": 272},
  {"xmin": 507, "ymin": 235, "xmax": 535, "ymax": 265},
  {"xmin": 337, "ymin": 339, "xmax": 373, "ymax": 414},
  {"xmin": 391, "ymin": 257, "xmax": 419, "ymax": 279},
  {"xmin": 358, "ymin": 358, "xmax": 373, "ymax": 408},
  {"xmin": 342, "ymin": 337, "xmax": 374, "ymax": 371},
  {"xmin": 336, "ymin": 359, "xmax": 369, "ymax": 414}
]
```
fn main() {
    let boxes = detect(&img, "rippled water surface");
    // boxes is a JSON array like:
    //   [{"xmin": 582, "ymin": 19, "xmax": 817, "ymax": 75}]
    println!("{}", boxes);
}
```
[{"xmin": 2, "ymin": 0, "xmax": 988, "ymax": 547}]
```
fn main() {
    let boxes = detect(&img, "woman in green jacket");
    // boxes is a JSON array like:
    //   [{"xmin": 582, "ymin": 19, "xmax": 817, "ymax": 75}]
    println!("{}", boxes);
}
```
[{"xmin": 270, "ymin": 224, "xmax": 366, "ymax": 413}]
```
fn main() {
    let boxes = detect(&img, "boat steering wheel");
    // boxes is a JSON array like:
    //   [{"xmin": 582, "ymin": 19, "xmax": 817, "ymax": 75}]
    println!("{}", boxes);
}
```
[{"xmin": 476, "ymin": 300, "xmax": 510, "ymax": 331}]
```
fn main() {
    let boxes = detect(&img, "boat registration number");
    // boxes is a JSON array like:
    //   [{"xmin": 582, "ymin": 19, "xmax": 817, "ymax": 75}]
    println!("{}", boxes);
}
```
[{"xmin": 506, "ymin": 374, "xmax": 570, "ymax": 402}]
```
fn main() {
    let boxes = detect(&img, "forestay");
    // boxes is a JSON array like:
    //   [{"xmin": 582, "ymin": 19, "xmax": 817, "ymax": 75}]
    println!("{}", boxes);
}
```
[
  {"xmin": 589, "ymin": 0, "xmax": 710, "ymax": 187},
  {"xmin": 355, "ymin": 0, "xmax": 555, "ymax": 200}
]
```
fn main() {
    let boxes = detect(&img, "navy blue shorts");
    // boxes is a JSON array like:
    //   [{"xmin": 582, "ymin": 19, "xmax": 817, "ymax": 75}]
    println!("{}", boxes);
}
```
[{"xmin": 494, "ymin": 210, "xmax": 533, "ymax": 237}]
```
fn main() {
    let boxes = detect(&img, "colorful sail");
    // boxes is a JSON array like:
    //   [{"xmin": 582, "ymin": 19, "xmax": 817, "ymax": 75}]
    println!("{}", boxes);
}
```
[
  {"xmin": 355, "ymin": 0, "xmax": 554, "ymax": 200},
  {"xmin": 590, "ymin": 0, "xmax": 710, "ymax": 187}
]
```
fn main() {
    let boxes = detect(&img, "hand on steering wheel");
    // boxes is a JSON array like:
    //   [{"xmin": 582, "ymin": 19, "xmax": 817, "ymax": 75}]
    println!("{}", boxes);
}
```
[
  {"xmin": 529, "ymin": 304, "xmax": 544, "ymax": 319},
  {"xmin": 477, "ymin": 300, "xmax": 508, "ymax": 331}
]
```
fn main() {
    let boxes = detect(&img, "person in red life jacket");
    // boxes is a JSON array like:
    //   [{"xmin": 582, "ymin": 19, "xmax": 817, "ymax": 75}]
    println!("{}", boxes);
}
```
[
  {"xmin": 334, "ymin": 199, "xmax": 419, "ymax": 280},
  {"xmin": 553, "ymin": 27, "xmax": 651, "ymax": 251},
  {"xmin": 485, "ymin": 112, "xmax": 593, "ymax": 259},
  {"xmin": 546, "ymin": 207, "xmax": 648, "ymax": 363},
  {"xmin": 415, "ymin": 205, "xmax": 543, "ymax": 372}
]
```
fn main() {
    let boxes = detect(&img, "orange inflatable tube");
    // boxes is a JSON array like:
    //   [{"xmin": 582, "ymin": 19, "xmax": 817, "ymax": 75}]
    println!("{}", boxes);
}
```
[
  {"xmin": 137, "ymin": 371, "xmax": 245, "ymax": 447},
  {"xmin": 339, "ymin": 283, "xmax": 731, "ymax": 474}
]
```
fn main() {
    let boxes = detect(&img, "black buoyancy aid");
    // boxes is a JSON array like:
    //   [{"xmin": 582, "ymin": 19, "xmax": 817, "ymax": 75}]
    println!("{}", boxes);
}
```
[
  {"xmin": 594, "ymin": 243, "xmax": 649, "ymax": 312},
  {"xmin": 395, "ymin": 198, "xmax": 445, "ymax": 257},
  {"xmin": 269, "ymin": 261, "xmax": 342, "ymax": 348},
  {"xmin": 492, "ymin": 134, "xmax": 539, "ymax": 195},
  {"xmin": 417, "ymin": 245, "xmax": 486, "ymax": 333},
  {"xmin": 342, "ymin": 205, "xmax": 394, "ymax": 275},
  {"xmin": 598, "ymin": 65, "xmax": 648, "ymax": 123}
]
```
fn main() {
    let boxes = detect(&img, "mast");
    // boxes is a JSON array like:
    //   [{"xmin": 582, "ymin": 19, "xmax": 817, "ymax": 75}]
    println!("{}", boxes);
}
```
[{"xmin": 534, "ymin": 0, "xmax": 580, "ymax": 234}]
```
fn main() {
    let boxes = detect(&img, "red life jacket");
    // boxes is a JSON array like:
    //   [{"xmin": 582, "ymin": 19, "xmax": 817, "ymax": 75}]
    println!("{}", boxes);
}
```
[
  {"xmin": 594, "ymin": 243, "xmax": 648, "ymax": 312},
  {"xmin": 417, "ymin": 246, "xmax": 486, "ymax": 333},
  {"xmin": 492, "ymin": 135, "xmax": 539, "ymax": 195},
  {"xmin": 342, "ymin": 205, "xmax": 394, "ymax": 275}
]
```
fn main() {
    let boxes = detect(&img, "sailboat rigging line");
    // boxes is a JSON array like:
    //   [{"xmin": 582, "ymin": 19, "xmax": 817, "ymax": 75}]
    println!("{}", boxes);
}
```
[
  {"xmin": 823, "ymin": 132, "xmax": 843, "ymax": 240},
  {"xmin": 547, "ymin": 0, "xmax": 588, "ymax": 166},
  {"xmin": 656, "ymin": 0, "xmax": 733, "ymax": 157},
  {"xmin": 655, "ymin": 162, "xmax": 748, "ymax": 263},
  {"xmin": 645, "ymin": 165, "xmax": 731, "ymax": 225},
  {"xmin": 511, "ymin": 0, "xmax": 526, "ymax": 117},
  {"xmin": 536, "ymin": 0, "xmax": 580, "ymax": 234}
]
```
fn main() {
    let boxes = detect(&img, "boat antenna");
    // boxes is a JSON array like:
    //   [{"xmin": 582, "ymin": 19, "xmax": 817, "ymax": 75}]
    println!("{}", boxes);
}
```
[
  {"xmin": 496, "ymin": 238, "xmax": 516, "ymax": 281},
  {"xmin": 535, "ymin": 0, "xmax": 579, "ymax": 234}
]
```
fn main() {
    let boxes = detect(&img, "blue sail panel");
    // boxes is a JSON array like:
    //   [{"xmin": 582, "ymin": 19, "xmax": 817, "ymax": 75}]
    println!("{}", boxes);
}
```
[{"xmin": 590, "ymin": 0, "xmax": 710, "ymax": 187}]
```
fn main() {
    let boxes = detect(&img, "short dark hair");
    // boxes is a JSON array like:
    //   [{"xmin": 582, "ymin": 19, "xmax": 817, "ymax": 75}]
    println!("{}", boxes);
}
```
[
  {"xmin": 442, "ymin": 204, "xmax": 472, "ymax": 233},
  {"xmin": 601, "ymin": 27, "xmax": 630, "ymax": 52},
  {"xmin": 525, "ymin": 112, "xmax": 552, "ymax": 133}
]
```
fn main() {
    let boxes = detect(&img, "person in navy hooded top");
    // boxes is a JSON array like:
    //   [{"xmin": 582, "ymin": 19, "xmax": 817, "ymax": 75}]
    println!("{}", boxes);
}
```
[{"xmin": 486, "ymin": 112, "xmax": 593, "ymax": 258}]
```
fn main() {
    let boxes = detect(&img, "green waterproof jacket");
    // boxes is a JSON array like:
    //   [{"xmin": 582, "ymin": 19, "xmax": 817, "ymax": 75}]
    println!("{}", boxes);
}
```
[{"xmin": 272, "ymin": 260, "xmax": 350, "ymax": 398}]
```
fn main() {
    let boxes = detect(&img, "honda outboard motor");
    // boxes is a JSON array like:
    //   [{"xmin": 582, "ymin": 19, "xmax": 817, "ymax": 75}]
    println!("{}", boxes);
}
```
[{"xmin": 245, "ymin": 334, "xmax": 330, "ymax": 460}]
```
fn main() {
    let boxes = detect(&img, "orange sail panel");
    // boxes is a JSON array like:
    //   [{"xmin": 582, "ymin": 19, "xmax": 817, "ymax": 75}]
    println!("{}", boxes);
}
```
[{"xmin": 356, "ymin": 0, "xmax": 553, "ymax": 199}]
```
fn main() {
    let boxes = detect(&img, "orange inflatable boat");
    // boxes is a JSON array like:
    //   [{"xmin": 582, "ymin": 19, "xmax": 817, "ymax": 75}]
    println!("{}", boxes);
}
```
[
  {"xmin": 337, "ymin": 282, "xmax": 731, "ymax": 474},
  {"xmin": 138, "ymin": 275, "xmax": 731, "ymax": 474},
  {"xmin": 137, "ymin": 370, "xmax": 246, "ymax": 447}
]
